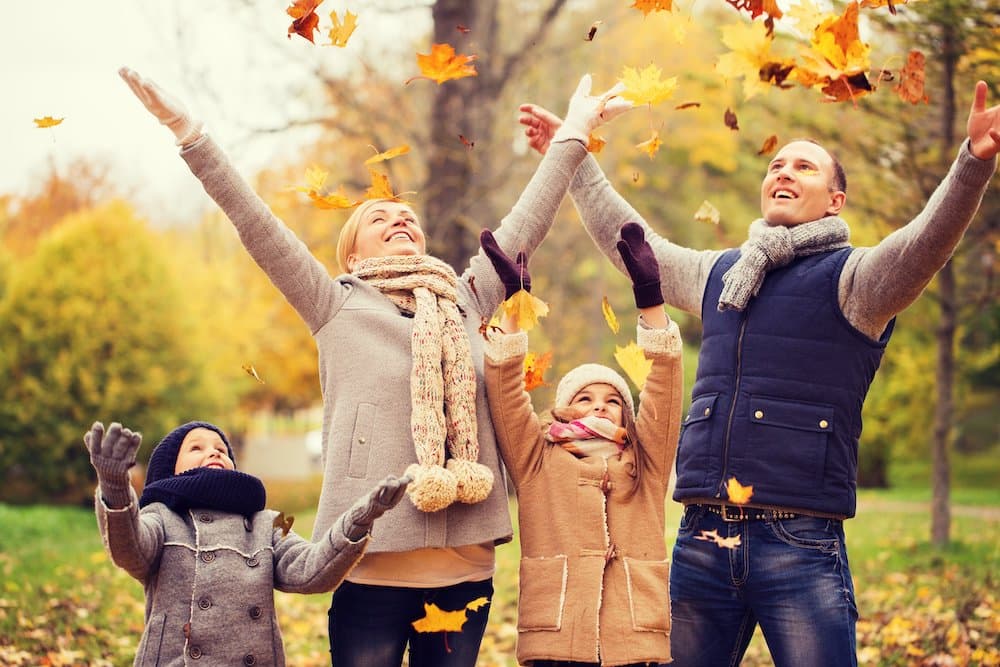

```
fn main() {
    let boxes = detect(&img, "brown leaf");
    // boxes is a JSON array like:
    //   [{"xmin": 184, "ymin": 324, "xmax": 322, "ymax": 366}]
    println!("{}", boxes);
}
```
[
  {"xmin": 286, "ymin": 0, "xmax": 322, "ymax": 42},
  {"xmin": 757, "ymin": 134, "xmax": 778, "ymax": 155},
  {"xmin": 894, "ymin": 49, "xmax": 929, "ymax": 105},
  {"xmin": 724, "ymin": 107, "xmax": 740, "ymax": 131},
  {"xmin": 585, "ymin": 20, "xmax": 603, "ymax": 41}
]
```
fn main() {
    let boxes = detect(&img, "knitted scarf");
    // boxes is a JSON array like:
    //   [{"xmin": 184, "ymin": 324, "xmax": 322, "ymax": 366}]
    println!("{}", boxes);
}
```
[
  {"xmin": 354, "ymin": 254, "xmax": 493, "ymax": 512},
  {"xmin": 546, "ymin": 415, "xmax": 628, "ymax": 459},
  {"xmin": 719, "ymin": 216, "xmax": 851, "ymax": 312},
  {"xmin": 139, "ymin": 468, "xmax": 266, "ymax": 517}
]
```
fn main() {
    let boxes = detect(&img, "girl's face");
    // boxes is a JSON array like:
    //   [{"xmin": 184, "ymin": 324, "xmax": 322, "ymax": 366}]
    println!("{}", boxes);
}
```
[
  {"xmin": 347, "ymin": 201, "xmax": 426, "ymax": 271},
  {"xmin": 174, "ymin": 428, "xmax": 235, "ymax": 475},
  {"xmin": 568, "ymin": 383, "xmax": 625, "ymax": 427}
]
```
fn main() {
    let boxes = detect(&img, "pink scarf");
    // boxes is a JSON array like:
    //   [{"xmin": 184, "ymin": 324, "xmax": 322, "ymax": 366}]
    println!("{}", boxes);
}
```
[{"xmin": 545, "ymin": 415, "xmax": 627, "ymax": 459}]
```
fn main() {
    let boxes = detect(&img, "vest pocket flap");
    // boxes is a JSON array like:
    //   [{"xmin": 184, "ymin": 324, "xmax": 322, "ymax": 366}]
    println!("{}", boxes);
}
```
[
  {"xmin": 749, "ymin": 396, "xmax": 834, "ymax": 434},
  {"xmin": 517, "ymin": 555, "xmax": 568, "ymax": 631},
  {"xmin": 623, "ymin": 557, "xmax": 671, "ymax": 632},
  {"xmin": 684, "ymin": 393, "xmax": 719, "ymax": 425}
]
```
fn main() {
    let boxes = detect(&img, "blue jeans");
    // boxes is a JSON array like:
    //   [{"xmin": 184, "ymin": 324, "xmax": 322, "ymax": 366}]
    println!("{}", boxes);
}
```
[
  {"xmin": 327, "ymin": 578, "xmax": 493, "ymax": 667},
  {"xmin": 669, "ymin": 505, "xmax": 858, "ymax": 667}
]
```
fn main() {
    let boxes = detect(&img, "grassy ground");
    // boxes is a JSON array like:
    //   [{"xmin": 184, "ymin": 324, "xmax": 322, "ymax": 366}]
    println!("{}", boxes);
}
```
[{"xmin": 1, "ymin": 477, "xmax": 997, "ymax": 666}]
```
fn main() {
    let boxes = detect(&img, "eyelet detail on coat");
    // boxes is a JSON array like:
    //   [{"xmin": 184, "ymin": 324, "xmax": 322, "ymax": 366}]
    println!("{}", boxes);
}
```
[
  {"xmin": 188, "ymin": 645, "xmax": 203, "ymax": 659},
  {"xmin": 200, "ymin": 552, "xmax": 215, "ymax": 563},
  {"xmin": 246, "ymin": 556, "xmax": 260, "ymax": 567},
  {"xmin": 249, "ymin": 605, "xmax": 263, "ymax": 619},
  {"xmin": 243, "ymin": 655, "xmax": 256, "ymax": 665},
  {"xmin": 198, "ymin": 597, "xmax": 211, "ymax": 610},
  {"xmin": 198, "ymin": 514, "xmax": 213, "ymax": 523}
]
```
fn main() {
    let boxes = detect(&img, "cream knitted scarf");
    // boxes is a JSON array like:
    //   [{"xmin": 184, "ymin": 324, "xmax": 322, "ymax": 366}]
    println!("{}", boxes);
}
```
[
  {"xmin": 719, "ymin": 216, "xmax": 851, "ymax": 311},
  {"xmin": 354, "ymin": 255, "xmax": 493, "ymax": 512}
]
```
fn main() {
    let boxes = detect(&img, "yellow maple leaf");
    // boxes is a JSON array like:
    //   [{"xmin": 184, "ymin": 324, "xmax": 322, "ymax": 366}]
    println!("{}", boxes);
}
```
[
  {"xmin": 630, "ymin": 0, "xmax": 673, "ymax": 16},
  {"xmin": 601, "ymin": 296, "xmax": 620, "ymax": 334},
  {"xmin": 523, "ymin": 351, "xmax": 553, "ymax": 392},
  {"xmin": 636, "ymin": 130, "xmax": 662, "ymax": 159},
  {"xmin": 586, "ymin": 133, "xmax": 607, "ymax": 153},
  {"xmin": 715, "ymin": 21, "xmax": 797, "ymax": 101},
  {"xmin": 412, "ymin": 603, "xmax": 469, "ymax": 633},
  {"xmin": 500, "ymin": 289, "xmax": 550, "ymax": 332},
  {"xmin": 693, "ymin": 200, "xmax": 720, "ymax": 225},
  {"xmin": 794, "ymin": 2, "xmax": 872, "ymax": 102},
  {"xmin": 784, "ymin": 0, "xmax": 827, "ymax": 37},
  {"xmin": 406, "ymin": 43, "xmax": 478, "ymax": 85},
  {"xmin": 364, "ymin": 144, "xmax": 411, "ymax": 165},
  {"xmin": 620, "ymin": 64, "xmax": 677, "ymax": 106},
  {"xmin": 33, "ymin": 116, "xmax": 64, "ymax": 128},
  {"xmin": 726, "ymin": 477, "xmax": 754, "ymax": 504},
  {"xmin": 300, "ymin": 165, "xmax": 329, "ymax": 192},
  {"xmin": 614, "ymin": 341, "xmax": 653, "ymax": 391},
  {"xmin": 363, "ymin": 168, "xmax": 416, "ymax": 202},
  {"xmin": 327, "ymin": 9, "xmax": 358, "ymax": 47},
  {"xmin": 242, "ymin": 363, "xmax": 265, "ymax": 384},
  {"xmin": 308, "ymin": 188, "xmax": 360, "ymax": 210},
  {"xmin": 466, "ymin": 596, "xmax": 490, "ymax": 612}
]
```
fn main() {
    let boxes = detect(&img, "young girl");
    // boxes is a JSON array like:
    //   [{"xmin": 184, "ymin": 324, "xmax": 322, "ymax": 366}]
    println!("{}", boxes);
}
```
[
  {"xmin": 86, "ymin": 419, "xmax": 408, "ymax": 666},
  {"xmin": 481, "ymin": 223, "xmax": 683, "ymax": 666}
]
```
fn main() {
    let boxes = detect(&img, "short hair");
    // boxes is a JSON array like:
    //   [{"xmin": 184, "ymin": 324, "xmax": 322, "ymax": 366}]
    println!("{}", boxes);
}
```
[
  {"xmin": 794, "ymin": 138, "xmax": 848, "ymax": 194},
  {"xmin": 335, "ymin": 198, "xmax": 402, "ymax": 274}
]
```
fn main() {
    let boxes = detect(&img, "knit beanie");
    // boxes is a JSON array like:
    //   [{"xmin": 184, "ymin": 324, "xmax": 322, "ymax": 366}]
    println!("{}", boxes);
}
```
[
  {"xmin": 555, "ymin": 363, "xmax": 635, "ymax": 416},
  {"xmin": 144, "ymin": 421, "xmax": 235, "ymax": 486}
]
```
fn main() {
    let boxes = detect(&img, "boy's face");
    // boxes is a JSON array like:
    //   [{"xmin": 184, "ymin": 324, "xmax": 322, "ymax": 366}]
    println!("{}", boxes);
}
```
[
  {"xmin": 568, "ymin": 383, "xmax": 625, "ymax": 427},
  {"xmin": 174, "ymin": 427, "xmax": 235, "ymax": 475}
]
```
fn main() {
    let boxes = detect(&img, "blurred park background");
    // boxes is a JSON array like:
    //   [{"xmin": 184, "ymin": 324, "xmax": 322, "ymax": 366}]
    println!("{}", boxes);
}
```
[{"xmin": 1, "ymin": 0, "xmax": 997, "ymax": 664}]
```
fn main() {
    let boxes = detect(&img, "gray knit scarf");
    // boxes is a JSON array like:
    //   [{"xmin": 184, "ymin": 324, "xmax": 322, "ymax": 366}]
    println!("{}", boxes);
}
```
[
  {"xmin": 354, "ymin": 255, "xmax": 493, "ymax": 512},
  {"xmin": 719, "ymin": 216, "xmax": 851, "ymax": 311}
]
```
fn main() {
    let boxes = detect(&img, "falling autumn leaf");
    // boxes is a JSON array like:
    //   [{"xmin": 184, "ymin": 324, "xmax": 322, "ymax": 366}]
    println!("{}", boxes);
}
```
[
  {"xmin": 675, "ymin": 101, "xmax": 701, "ymax": 110},
  {"xmin": 724, "ymin": 108, "xmax": 740, "ymax": 131},
  {"xmin": 364, "ymin": 144, "xmax": 411, "ymax": 165},
  {"xmin": 794, "ymin": 1, "xmax": 873, "ymax": 104},
  {"xmin": 586, "ymin": 134, "xmax": 607, "ymax": 154},
  {"xmin": 364, "ymin": 168, "xmax": 406, "ymax": 201},
  {"xmin": 860, "ymin": 0, "xmax": 907, "ymax": 14},
  {"xmin": 500, "ymin": 290, "xmax": 550, "ymax": 332},
  {"xmin": 412, "ymin": 597, "xmax": 491, "ymax": 633},
  {"xmin": 619, "ymin": 64, "xmax": 678, "ymax": 106},
  {"xmin": 694, "ymin": 200, "xmax": 721, "ymax": 225},
  {"xmin": 614, "ymin": 341, "xmax": 653, "ymax": 391},
  {"xmin": 630, "ymin": 0, "xmax": 673, "ymax": 16},
  {"xmin": 466, "ymin": 597, "xmax": 490, "ymax": 612},
  {"xmin": 757, "ymin": 134, "xmax": 779, "ymax": 155},
  {"xmin": 726, "ymin": 477, "xmax": 754, "ymax": 504},
  {"xmin": 523, "ymin": 351, "xmax": 553, "ymax": 392},
  {"xmin": 287, "ymin": 0, "xmax": 322, "ymax": 42},
  {"xmin": 459, "ymin": 134, "xmax": 475, "ymax": 149},
  {"xmin": 406, "ymin": 43, "xmax": 478, "ymax": 85},
  {"xmin": 585, "ymin": 20, "xmax": 603, "ymax": 41},
  {"xmin": 273, "ymin": 511, "xmax": 295, "ymax": 537},
  {"xmin": 894, "ymin": 49, "xmax": 929, "ymax": 105},
  {"xmin": 242, "ymin": 363, "xmax": 266, "ymax": 384},
  {"xmin": 602, "ymin": 296, "xmax": 621, "ymax": 334},
  {"xmin": 292, "ymin": 167, "xmax": 361, "ymax": 210},
  {"xmin": 695, "ymin": 528, "xmax": 742, "ymax": 549},
  {"xmin": 636, "ymin": 131, "xmax": 662, "ymax": 159},
  {"xmin": 715, "ymin": 20, "xmax": 796, "ymax": 101},
  {"xmin": 33, "ymin": 116, "xmax": 64, "ymax": 128},
  {"xmin": 456, "ymin": 24, "xmax": 471, "ymax": 33},
  {"xmin": 723, "ymin": 0, "xmax": 783, "ymax": 21},
  {"xmin": 327, "ymin": 9, "xmax": 358, "ymax": 48}
]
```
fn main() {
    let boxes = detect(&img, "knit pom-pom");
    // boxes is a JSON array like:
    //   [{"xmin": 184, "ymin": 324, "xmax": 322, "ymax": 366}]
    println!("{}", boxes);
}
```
[
  {"xmin": 446, "ymin": 459, "xmax": 494, "ymax": 504},
  {"xmin": 404, "ymin": 463, "xmax": 458, "ymax": 512}
]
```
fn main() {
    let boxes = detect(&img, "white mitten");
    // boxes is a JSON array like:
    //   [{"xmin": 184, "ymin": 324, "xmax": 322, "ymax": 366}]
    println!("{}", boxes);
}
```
[
  {"xmin": 119, "ymin": 66, "xmax": 204, "ymax": 147},
  {"xmin": 551, "ymin": 74, "xmax": 633, "ymax": 145}
]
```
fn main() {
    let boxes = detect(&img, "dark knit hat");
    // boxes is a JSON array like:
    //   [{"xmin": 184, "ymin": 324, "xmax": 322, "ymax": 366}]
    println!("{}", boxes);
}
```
[{"xmin": 144, "ymin": 421, "xmax": 234, "ymax": 488}]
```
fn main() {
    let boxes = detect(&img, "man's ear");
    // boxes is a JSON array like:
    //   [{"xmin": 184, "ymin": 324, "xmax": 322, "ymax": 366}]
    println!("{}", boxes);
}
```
[{"xmin": 826, "ymin": 190, "xmax": 847, "ymax": 216}]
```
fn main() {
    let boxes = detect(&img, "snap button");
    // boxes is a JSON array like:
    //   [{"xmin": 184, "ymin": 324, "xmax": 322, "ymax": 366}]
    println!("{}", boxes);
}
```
[
  {"xmin": 200, "ymin": 552, "xmax": 215, "ymax": 563},
  {"xmin": 246, "ymin": 556, "xmax": 260, "ymax": 567},
  {"xmin": 243, "ymin": 655, "xmax": 256, "ymax": 666},
  {"xmin": 819, "ymin": 419, "xmax": 829, "ymax": 429},
  {"xmin": 703, "ymin": 407, "xmax": 711, "ymax": 416},
  {"xmin": 198, "ymin": 597, "xmax": 211, "ymax": 610},
  {"xmin": 198, "ymin": 514, "xmax": 212, "ymax": 523},
  {"xmin": 249, "ymin": 605, "xmax": 263, "ymax": 619},
  {"xmin": 684, "ymin": 415, "xmax": 690, "ymax": 422},
  {"xmin": 189, "ymin": 645, "xmax": 202, "ymax": 659},
  {"xmin": 358, "ymin": 437, "xmax": 366, "ymax": 444},
  {"xmin": 754, "ymin": 410, "xmax": 764, "ymax": 420},
  {"xmin": 244, "ymin": 517, "xmax": 253, "ymax": 532}
]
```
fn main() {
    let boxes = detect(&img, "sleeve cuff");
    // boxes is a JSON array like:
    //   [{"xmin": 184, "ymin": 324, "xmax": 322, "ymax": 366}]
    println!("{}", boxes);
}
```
[
  {"xmin": 484, "ymin": 330, "xmax": 529, "ymax": 362},
  {"xmin": 636, "ymin": 319, "xmax": 682, "ymax": 356},
  {"xmin": 956, "ymin": 138, "xmax": 998, "ymax": 182}
]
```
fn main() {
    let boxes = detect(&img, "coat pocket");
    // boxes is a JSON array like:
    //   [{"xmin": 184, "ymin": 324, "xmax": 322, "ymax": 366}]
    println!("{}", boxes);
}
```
[
  {"xmin": 136, "ymin": 612, "xmax": 166, "ymax": 666},
  {"xmin": 517, "ymin": 555, "xmax": 568, "ymax": 631},
  {"xmin": 744, "ymin": 395, "xmax": 834, "ymax": 491},
  {"xmin": 675, "ymin": 393, "xmax": 719, "ymax": 490},
  {"xmin": 623, "ymin": 557, "xmax": 671, "ymax": 632}
]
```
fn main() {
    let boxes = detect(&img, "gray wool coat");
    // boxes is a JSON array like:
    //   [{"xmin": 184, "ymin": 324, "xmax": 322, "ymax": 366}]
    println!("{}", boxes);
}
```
[
  {"xmin": 179, "ymin": 137, "xmax": 590, "ymax": 554},
  {"xmin": 96, "ymin": 490, "xmax": 368, "ymax": 666}
]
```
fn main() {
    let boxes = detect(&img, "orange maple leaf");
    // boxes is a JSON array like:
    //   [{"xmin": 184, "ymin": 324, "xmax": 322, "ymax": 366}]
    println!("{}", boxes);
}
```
[
  {"xmin": 726, "ymin": 477, "xmax": 754, "ymax": 504},
  {"xmin": 406, "ymin": 43, "xmax": 478, "ymax": 85},
  {"xmin": 723, "ymin": 0, "xmax": 783, "ymax": 20},
  {"xmin": 500, "ymin": 289, "xmax": 549, "ymax": 332},
  {"xmin": 630, "ymin": 0, "xmax": 673, "ymax": 16},
  {"xmin": 757, "ymin": 134, "xmax": 779, "ymax": 155},
  {"xmin": 363, "ymin": 168, "xmax": 411, "ymax": 202},
  {"xmin": 894, "ymin": 49, "xmax": 929, "ymax": 105},
  {"xmin": 636, "ymin": 130, "xmax": 662, "ymax": 159},
  {"xmin": 33, "ymin": 116, "xmax": 64, "ymax": 128},
  {"xmin": 287, "ymin": 0, "xmax": 322, "ymax": 42},
  {"xmin": 794, "ymin": 1, "xmax": 873, "ymax": 103},
  {"xmin": 586, "ymin": 133, "xmax": 607, "ymax": 153},
  {"xmin": 523, "ymin": 351, "xmax": 553, "ymax": 392},
  {"xmin": 412, "ymin": 597, "xmax": 490, "ymax": 633}
]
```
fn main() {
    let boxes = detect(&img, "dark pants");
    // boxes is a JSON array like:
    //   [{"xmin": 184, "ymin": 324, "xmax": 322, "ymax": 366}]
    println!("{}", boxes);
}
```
[
  {"xmin": 531, "ymin": 662, "xmax": 668, "ymax": 666},
  {"xmin": 328, "ymin": 578, "xmax": 493, "ymax": 667}
]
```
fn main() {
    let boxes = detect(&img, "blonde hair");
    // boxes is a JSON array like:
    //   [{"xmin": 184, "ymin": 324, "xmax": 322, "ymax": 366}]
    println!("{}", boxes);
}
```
[{"xmin": 335, "ymin": 198, "xmax": 411, "ymax": 274}]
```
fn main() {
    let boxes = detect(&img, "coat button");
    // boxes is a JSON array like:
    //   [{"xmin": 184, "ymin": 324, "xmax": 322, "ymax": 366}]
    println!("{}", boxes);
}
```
[
  {"xmin": 246, "ymin": 556, "xmax": 260, "ymax": 567},
  {"xmin": 189, "ymin": 645, "xmax": 202, "ymax": 659},
  {"xmin": 703, "ymin": 407, "xmax": 711, "ymax": 416},
  {"xmin": 198, "ymin": 597, "xmax": 211, "ymax": 610},
  {"xmin": 243, "ymin": 655, "xmax": 256, "ymax": 665},
  {"xmin": 198, "ymin": 514, "xmax": 212, "ymax": 523},
  {"xmin": 754, "ymin": 410, "xmax": 764, "ymax": 420},
  {"xmin": 358, "ymin": 437, "xmax": 366, "ymax": 444},
  {"xmin": 200, "ymin": 552, "xmax": 215, "ymax": 563},
  {"xmin": 249, "ymin": 605, "xmax": 263, "ymax": 619},
  {"xmin": 819, "ymin": 419, "xmax": 829, "ymax": 429}
]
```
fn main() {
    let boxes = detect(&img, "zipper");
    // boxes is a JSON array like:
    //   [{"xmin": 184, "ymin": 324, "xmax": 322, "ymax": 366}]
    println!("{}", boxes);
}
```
[{"xmin": 717, "ymin": 310, "xmax": 749, "ymax": 496}]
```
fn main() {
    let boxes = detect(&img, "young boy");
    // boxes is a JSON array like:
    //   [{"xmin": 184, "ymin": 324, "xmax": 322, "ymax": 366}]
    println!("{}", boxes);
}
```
[{"xmin": 86, "ymin": 419, "xmax": 408, "ymax": 666}]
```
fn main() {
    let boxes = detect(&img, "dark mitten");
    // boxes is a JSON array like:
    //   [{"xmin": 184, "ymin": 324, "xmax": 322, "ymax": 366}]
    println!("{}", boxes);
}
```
[
  {"xmin": 341, "ymin": 474, "xmax": 412, "ymax": 542},
  {"xmin": 480, "ymin": 229, "xmax": 530, "ymax": 299},
  {"xmin": 616, "ymin": 222, "xmax": 663, "ymax": 308},
  {"xmin": 85, "ymin": 421, "xmax": 142, "ymax": 508}
]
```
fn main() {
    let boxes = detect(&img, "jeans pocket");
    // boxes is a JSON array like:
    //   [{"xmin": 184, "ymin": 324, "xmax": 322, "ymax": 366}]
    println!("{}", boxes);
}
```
[
  {"xmin": 676, "ymin": 504, "xmax": 704, "ymax": 537},
  {"xmin": 517, "ymin": 556, "xmax": 567, "ymax": 631},
  {"xmin": 769, "ymin": 515, "xmax": 840, "ymax": 552},
  {"xmin": 623, "ymin": 557, "xmax": 671, "ymax": 632}
]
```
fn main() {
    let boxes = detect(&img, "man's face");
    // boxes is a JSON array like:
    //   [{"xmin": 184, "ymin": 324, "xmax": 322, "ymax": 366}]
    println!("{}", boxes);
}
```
[{"xmin": 760, "ymin": 141, "xmax": 846, "ymax": 226}]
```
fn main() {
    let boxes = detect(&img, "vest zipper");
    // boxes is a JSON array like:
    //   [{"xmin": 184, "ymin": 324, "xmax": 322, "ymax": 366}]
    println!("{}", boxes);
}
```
[{"xmin": 717, "ymin": 311, "xmax": 749, "ymax": 496}]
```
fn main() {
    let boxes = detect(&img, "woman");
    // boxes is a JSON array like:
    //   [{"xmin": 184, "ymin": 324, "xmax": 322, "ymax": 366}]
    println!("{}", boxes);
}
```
[{"xmin": 119, "ymin": 67, "xmax": 629, "ymax": 666}]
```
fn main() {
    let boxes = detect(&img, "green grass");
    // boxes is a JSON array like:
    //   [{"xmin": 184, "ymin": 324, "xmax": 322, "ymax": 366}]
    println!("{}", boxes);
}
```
[{"xmin": 2, "ymin": 484, "xmax": 997, "ymax": 666}]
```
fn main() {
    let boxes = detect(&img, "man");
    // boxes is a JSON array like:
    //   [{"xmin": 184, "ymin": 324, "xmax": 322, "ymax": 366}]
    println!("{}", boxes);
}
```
[{"xmin": 519, "ymin": 80, "xmax": 997, "ymax": 666}]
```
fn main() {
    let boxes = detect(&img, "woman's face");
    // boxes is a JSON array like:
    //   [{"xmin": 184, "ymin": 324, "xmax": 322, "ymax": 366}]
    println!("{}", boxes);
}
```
[
  {"xmin": 347, "ymin": 201, "xmax": 426, "ymax": 271},
  {"xmin": 568, "ymin": 383, "xmax": 625, "ymax": 427}
]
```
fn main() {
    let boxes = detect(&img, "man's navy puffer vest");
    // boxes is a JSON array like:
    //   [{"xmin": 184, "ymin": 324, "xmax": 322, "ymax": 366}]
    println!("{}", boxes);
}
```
[{"xmin": 673, "ymin": 247, "xmax": 894, "ymax": 518}]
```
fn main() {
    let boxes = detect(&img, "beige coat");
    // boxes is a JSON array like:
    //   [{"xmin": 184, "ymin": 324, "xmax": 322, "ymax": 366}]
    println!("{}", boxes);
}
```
[{"xmin": 485, "ymin": 323, "xmax": 683, "ymax": 666}]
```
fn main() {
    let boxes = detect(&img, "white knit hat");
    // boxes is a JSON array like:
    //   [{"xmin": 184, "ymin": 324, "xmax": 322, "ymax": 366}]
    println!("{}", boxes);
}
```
[{"xmin": 555, "ymin": 363, "xmax": 635, "ymax": 415}]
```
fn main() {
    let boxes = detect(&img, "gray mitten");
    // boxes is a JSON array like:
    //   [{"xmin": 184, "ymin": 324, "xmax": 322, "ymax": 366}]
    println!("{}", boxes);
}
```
[
  {"xmin": 85, "ymin": 421, "xmax": 142, "ymax": 508},
  {"xmin": 340, "ymin": 474, "xmax": 412, "ymax": 542}
]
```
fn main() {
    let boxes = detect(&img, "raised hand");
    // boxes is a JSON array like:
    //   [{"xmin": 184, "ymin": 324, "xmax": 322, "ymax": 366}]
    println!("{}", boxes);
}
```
[
  {"xmin": 616, "ymin": 222, "xmax": 663, "ymax": 309},
  {"xmin": 552, "ymin": 73, "xmax": 634, "ymax": 146},
  {"xmin": 518, "ymin": 104, "xmax": 562, "ymax": 156},
  {"xmin": 85, "ymin": 421, "xmax": 142, "ymax": 508},
  {"xmin": 341, "ymin": 474, "xmax": 412, "ymax": 541},
  {"xmin": 967, "ymin": 80, "xmax": 1000, "ymax": 161},
  {"xmin": 119, "ymin": 66, "xmax": 204, "ymax": 146},
  {"xmin": 480, "ymin": 229, "xmax": 530, "ymax": 299}
]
